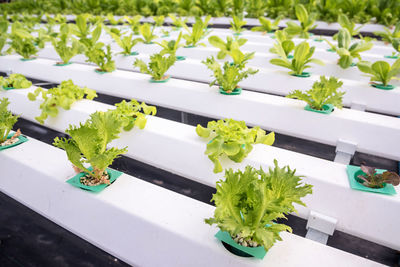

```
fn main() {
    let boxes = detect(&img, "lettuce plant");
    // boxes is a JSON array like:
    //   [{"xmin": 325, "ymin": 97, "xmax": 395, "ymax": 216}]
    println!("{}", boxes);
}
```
[
  {"xmin": 106, "ymin": 13, "xmax": 123, "ymax": 25},
  {"xmin": 357, "ymin": 59, "xmax": 400, "ymax": 87},
  {"xmin": 208, "ymin": 35, "xmax": 247, "ymax": 60},
  {"xmin": 0, "ymin": 74, "xmax": 32, "ymax": 89},
  {"xmin": 287, "ymin": 76, "xmax": 345, "ymax": 111},
  {"xmin": 71, "ymin": 14, "xmax": 93, "ymax": 40},
  {"xmin": 153, "ymin": 15, "xmax": 165, "ymax": 27},
  {"xmin": 133, "ymin": 53, "xmax": 176, "ymax": 81},
  {"xmin": 168, "ymin": 14, "xmax": 188, "ymax": 30},
  {"xmin": 156, "ymin": 32, "xmax": 183, "ymax": 56},
  {"xmin": 285, "ymin": 4, "xmax": 317, "ymax": 39},
  {"xmin": 325, "ymin": 28, "xmax": 373, "ymax": 69},
  {"xmin": 8, "ymin": 22, "xmax": 38, "ymax": 59},
  {"xmin": 111, "ymin": 99, "xmax": 157, "ymax": 131},
  {"xmin": 138, "ymin": 23, "xmax": 158, "ymax": 44},
  {"xmin": 78, "ymin": 24, "xmax": 102, "ymax": 49},
  {"xmin": 357, "ymin": 165, "xmax": 400, "ymax": 189},
  {"xmin": 0, "ymin": 98, "xmax": 20, "ymax": 144},
  {"xmin": 333, "ymin": 14, "xmax": 363, "ymax": 39},
  {"xmin": 124, "ymin": 15, "xmax": 142, "ymax": 35},
  {"xmin": 85, "ymin": 43, "xmax": 116, "ymax": 73},
  {"xmin": 270, "ymin": 41, "xmax": 324, "ymax": 76},
  {"xmin": 52, "ymin": 24, "xmax": 85, "ymax": 64},
  {"xmin": 251, "ymin": 16, "xmax": 282, "ymax": 33},
  {"xmin": 109, "ymin": 31, "xmax": 142, "ymax": 56},
  {"xmin": 203, "ymin": 54, "xmax": 258, "ymax": 93},
  {"xmin": 33, "ymin": 28, "xmax": 51, "ymax": 49},
  {"xmin": 53, "ymin": 111, "xmax": 128, "ymax": 183},
  {"xmin": 374, "ymin": 21, "xmax": 400, "ymax": 44},
  {"xmin": 0, "ymin": 19, "xmax": 8, "ymax": 55},
  {"xmin": 182, "ymin": 16, "xmax": 211, "ymax": 47},
  {"xmin": 229, "ymin": 15, "xmax": 247, "ymax": 35},
  {"xmin": 269, "ymin": 30, "xmax": 295, "ymax": 59},
  {"xmin": 196, "ymin": 119, "xmax": 275, "ymax": 173},
  {"xmin": 27, "ymin": 80, "xmax": 97, "ymax": 124},
  {"xmin": 205, "ymin": 161, "xmax": 312, "ymax": 250}
]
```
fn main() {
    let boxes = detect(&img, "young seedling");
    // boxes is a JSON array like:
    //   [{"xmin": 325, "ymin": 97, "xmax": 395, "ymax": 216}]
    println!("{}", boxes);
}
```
[
  {"xmin": 229, "ymin": 15, "xmax": 247, "ymax": 35},
  {"xmin": 0, "ymin": 98, "xmax": 21, "ymax": 145},
  {"xmin": 168, "ymin": 14, "xmax": 188, "ymax": 30},
  {"xmin": 285, "ymin": 4, "xmax": 317, "ymax": 39},
  {"xmin": 138, "ymin": 23, "xmax": 158, "ymax": 44},
  {"xmin": 251, "ymin": 16, "xmax": 282, "ymax": 34},
  {"xmin": 205, "ymin": 161, "xmax": 312, "ymax": 251},
  {"xmin": 108, "ymin": 30, "xmax": 142, "ymax": 56},
  {"xmin": 269, "ymin": 30, "xmax": 295, "ymax": 59},
  {"xmin": 156, "ymin": 32, "xmax": 184, "ymax": 58},
  {"xmin": 246, "ymin": 0, "xmax": 269, "ymax": 18},
  {"xmin": 357, "ymin": 58, "xmax": 400, "ymax": 88},
  {"xmin": 374, "ymin": 21, "xmax": 400, "ymax": 44},
  {"xmin": 202, "ymin": 51, "xmax": 258, "ymax": 94},
  {"xmin": 153, "ymin": 15, "xmax": 165, "ymax": 27},
  {"xmin": 0, "ymin": 74, "xmax": 32, "ymax": 89},
  {"xmin": 182, "ymin": 16, "xmax": 211, "ymax": 47},
  {"xmin": 52, "ymin": 24, "xmax": 85, "ymax": 65},
  {"xmin": 71, "ymin": 14, "xmax": 93, "ymax": 40},
  {"xmin": 27, "ymin": 80, "xmax": 97, "ymax": 124},
  {"xmin": 270, "ymin": 41, "xmax": 324, "ymax": 76},
  {"xmin": 287, "ymin": 76, "xmax": 345, "ymax": 112},
  {"xmin": 325, "ymin": 28, "xmax": 373, "ymax": 69},
  {"xmin": 111, "ymin": 99, "xmax": 157, "ymax": 131},
  {"xmin": 357, "ymin": 165, "xmax": 400, "ymax": 189},
  {"xmin": 333, "ymin": 14, "xmax": 363, "ymax": 39},
  {"xmin": 33, "ymin": 28, "xmax": 51, "ymax": 49},
  {"xmin": 0, "ymin": 19, "xmax": 9, "ymax": 55},
  {"xmin": 208, "ymin": 35, "xmax": 247, "ymax": 60},
  {"xmin": 196, "ymin": 118, "xmax": 275, "ymax": 173},
  {"xmin": 133, "ymin": 53, "xmax": 176, "ymax": 82},
  {"xmin": 53, "ymin": 111, "xmax": 128, "ymax": 185},
  {"xmin": 106, "ymin": 13, "xmax": 123, "ymax": 25},
  {"xmin": 124, "ymin": 15, "xmax": 142, "ymax": 35},
  {"xmin": 8, "ymin": 22, "xmax": 38, "ymax": 60},
  {"xmin": 85, "ymin": 43, "xmax": 116, "ymax": 73}
]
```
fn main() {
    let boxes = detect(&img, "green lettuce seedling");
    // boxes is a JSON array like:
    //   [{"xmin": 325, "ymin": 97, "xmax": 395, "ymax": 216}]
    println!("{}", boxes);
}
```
[
  {"xmin": 124, "ymin": 15, "xmax": 142, "ymax": 35},
  {"xmin": 287, "ymin": 76, "xmax": 345, "ymax": 110},
  {"xmin": 53, "ymin": 111, "xmax": 128, "ymax": 183},
  {"xmin": 106, "ymin": 13, "xmax": 123, "ymax": 25},
  {"xmin": 246, "ymin": 0, "xmax": 269, "ymax": 18},
  {"xmin": 52, "ymin": 24, "xmax": 85, "ymax": 64},
  {"xmin": 0, "ymin": 98, "xmax": 20, "ymax": 144},
  {"xmin": 85, "ymin": 43, "xmax": 116, "ymax": 73},
  {"xmin": 27, "ymin": 80, "xmax": 97, "ymax": 124},
  {"xmin": 208, "ymin": 35, "xmax": 247, "ymax": 60},
  {"xmin": 203, "ymin": 54, "xmax": 258, "ymax": 93},
  {"xmin": 284, "ymin": 4, "xmax": 317, "ymax": 39},
  {"xmin": 333, "ymin": 14, "xmax": 363, "ymax": 39},
  {"xmin": 374, "ymin": 21, "xmax": 400, "ymax": 44},
  {"xmin": 0, "ymin": 18, "xmax": 8, "ymax": 55},
  {"xmin": 133, "ymin": 53, "xmax": 176, "ymax": 81},
  {"xmin": 8, "ymin": 22, "xmax": 38, "ymax": 59},
  {"xmin": 357, "ymin": 59, "xmax": 400, "ymax": 87},
  {"xmin": 0, "ymin": 74, "xmax": 32, "ymax": 89},
  {"xmin": 33, "ymin": 28, "xmax": 51, "ymax": 49},
  {"xmin": 205, "ymin": 161, "xmax": 312, "ymax": 250},
  {"xmin": 182, "ymin": 16, "xmax": 211, "ymax": 47},
  {"xmin": 153, "ymin": 15, "xmax": 165, "ymax": 27},
  {"xmin": 269, "ymin": 30, "xmax": 295, "ymax": 59},
  {"xmin": 196, "ymin": 119, "xmax": 275, "ymax": 173},
  {"xmin": 108, "ymin": 30, "xmax": 142, "ymax": 56},
  {"xmin": 251, "ymin": 16, "xmax": 282, "ymax": 33},
  {"xmin": 138, "ymin": 23, "xmax": 158, "ymax": 44},
  {"xmin": 270, "ymin": 41, "xmax": 324, "ymax": 76},
  {"xmin": 229, "ymin": 15, "xmax": 247, "ymax": 35},
  {"xmin": 156, "ymin": 32, "xmax": 184, "ymax": 56},
  {"xmin": 111, "ymin": 99, "xmax": 157, "ymax": 131},
  {"xmin": 168, "ymin": 14, "xmax": 188, "ymax": 30},
  {"xmin": 357, "ymin": 165, "xmax": 400, "ymax": 189},
  {"xmin": 71, "ymin": 14, "xmax": 94, "ymax": 40},
  {"xmin": 325, "ymin": 28, "xmax": 373, "ymax": 69}
]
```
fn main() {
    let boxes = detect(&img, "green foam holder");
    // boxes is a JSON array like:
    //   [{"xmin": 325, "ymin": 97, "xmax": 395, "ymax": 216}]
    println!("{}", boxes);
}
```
[
  {"xmin": 2, "ymin": 86, "xmax": 15, "ymax": 91},
  {"xmin": 54, "ymin": 62, "xmax": 72, "ymax": 66},
  {"xmin": 127, "ymin": 51, "xmax": 139, "ymax": 56},
  {"xmin": 176, "ymin": 55, "xmax": 186, "ymax": 61},
  {"xmin": 150, "ymin": 75, "xmax": 170, "ymax": 83},
  {"xmin": 384, "ymin": 55, "xmax": 399, "ymax": 59},
  {"xmin": 161, "ymin": 34, "xmax": 170, "ymax": 38},
  {"xmin": 287, "ymin": 55, "xmax": 294, "ymax": 59},
  {"xmin": 314, "ymin": 38, "xmax": 323, "ymax": 42},
  {"xmin": 20, "ymin": 57, "xmax": 36, "ymax": 61},
  {"xmin": 0, "ymin": 132, "xmax": 29, "ymax": 151},
  {"xmin": 304, "ymin": 104, "xmax": 334, "ymax": 114},
  {"xmin": 371, "ymin": 83, "xmax": 395, "ymax": 90},
  {"xmin": 346, "ymin": 165, "xmax": 397, "ymax": 195},
  {"xmin": 184, "ymin": 45, "xmax": 195, "ymax": 48},
  {"xmin": 215, "ymin": 230, "xmax": 267, "ymax": 259},
  {"xmin": 327, "ymin": 48, "xmax": 335, "ymax": 52},
  {"xmin": 291, "ymin": 72, "xmax": 311, "ymax": 78},
  {"xmin": 219, "ymin": 86, "xmax": 242, "ymax": 95},
  {"xmin": 233, "ymin": 33, "xmax": 242, "ymax": 36},
  {"xmin": 350, "ymin": 62, "xmax": 357, "ymax": 67},
  {"xmin": 94, "ymin": 69, "xmax": 113, "ymax": 74},
  {"xmin": 66, "ymin": 167, "xmax": 123, "ymax": 193},
  {"xmin": 145, "ymin": 42, "xmax": 154, "ymax": 44}
]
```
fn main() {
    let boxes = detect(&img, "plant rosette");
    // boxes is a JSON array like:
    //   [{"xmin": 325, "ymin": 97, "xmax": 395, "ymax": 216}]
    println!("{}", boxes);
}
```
[
  {"xmin": 369, "ymin": 82, "xmax": 395, "ymax": 90},
  {"xmin": 176, "ymin": 55, "xmax": 186, "ymax": 61},
  {"xmin": 150, "ymin": 75, "xmax": 170, "ymax": 83},
  {"xmin": 219, "ymin": 86, "xmax": 242, "ymax": 95},
  {"xmin": 0, "ymin": 132, "xmax": 28, "ymax": 151},
  {"xmin": 290, "ymin": 72, "xmax": 311, "ymax": 78},
  {"xmin": 215, "ymin": 230, "xmax": 267, "ymax": 259},
  {"xmin": 346, "ymin": 165, "xmax": 397, "ymax": 195},
  {"xmin": 304, "ymin": 104, "xmax": 334, "ymax": 114},
  {"xmin": 66, "ymin": 167, "xmax": 123, "ymax": 193},
  {"xmin": 54, "ymin": 62, "xmax": 73, "ymax": 66}
]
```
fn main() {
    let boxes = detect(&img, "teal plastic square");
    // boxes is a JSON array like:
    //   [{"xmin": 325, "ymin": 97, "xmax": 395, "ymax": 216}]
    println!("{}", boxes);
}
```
[
  {"xmin": 291, "ymin": 72, "xmax": 311, "ymax": 78},
  {"xmin": 20, "ymin": 58, "xmax": 36, "ymax": 61},
  {"xmin": 150, "ymin": 75, "xmax": 170, "ymax": 83},
  {"xmin": 2, "ymin": 86, "xmax": 15, "ymax": 91},
  {"xmin": 66, "ymin": 167, "xmax": 123, "ymax": 192},
  {"xmin": 184, "ymin": 45, "xmax": 196, "ymax": 48},
  {"xmin": 215, "ymin": 230, "xmax": 267, "ymax": 259},
  {"xmin": 327, "ymin": 48, "xmax": 335, "ymax": 52},
  {"xmin": 54, "ymin": 62, "xmax": 73, "ymax": 66},
  {"xmin": 94, "ymin": 69, "xmax": 114, "ymax": 74},
  {"xmin": 371, "ymin": 83, "xmax": 395, "ymax": 90},
  {"xmin": 304, "ymin": 104, "xmax": 334, "ymax": 114},
  {"xmin": 384, "ymin": 55, "xmax": 399, "ymax": 59},
  {"xmin": 346, "ymin": 165, "xmax": 397, "ymax": 195},
  {"xmin": 176, "ymin": 55, "xmax": 186, "ymax": 61},
  {"xmin": 219, "ymin": 86, "xmax": 242, "ymax": 95},
  {"xmin": 0, "ymin": 132, "xmax": 29, "ymax": 151}
]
